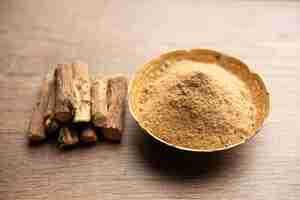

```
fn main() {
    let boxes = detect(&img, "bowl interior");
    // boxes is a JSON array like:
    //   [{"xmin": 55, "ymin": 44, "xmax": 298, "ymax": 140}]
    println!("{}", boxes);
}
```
[{"xmin": 128, "ymin": 49, "xmax": 270, "ymax": 152}]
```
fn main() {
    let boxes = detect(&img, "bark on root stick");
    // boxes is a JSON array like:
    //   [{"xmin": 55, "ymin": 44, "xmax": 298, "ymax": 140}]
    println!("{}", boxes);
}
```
[
  {"xmin": 44, "ymin": 67, "xmax": 59, "ymax": 135},
  {"xmin": 54, "ymin": 64, "xmax": 74, "ymax": 122},
  {"xmin": 28, "ymin": 71, "xmax": 52, "ymax": 141},
  {"xmin": 58, "ymin": 126, "xmax": 79, "ymax": 149},
  {"xmin": 72, "ymin": 62, "xmax": 91, "ymax": 123},
  {"xmin": 103, "ymin": 75, "xmax": 128, "ymax": 141},
  {"xmin": 80, "ymin": 127, "xmax": 98, "ymax": 143},
  {"xmin": 91, "ymin": 75, "xmax": 108, "ymax": 128}
]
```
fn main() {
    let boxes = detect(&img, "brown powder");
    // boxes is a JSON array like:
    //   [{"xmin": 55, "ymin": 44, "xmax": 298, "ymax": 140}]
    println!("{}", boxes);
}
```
[{"xmin": 134, "ymin": 60, "xmax": 257, "ymax": 150}]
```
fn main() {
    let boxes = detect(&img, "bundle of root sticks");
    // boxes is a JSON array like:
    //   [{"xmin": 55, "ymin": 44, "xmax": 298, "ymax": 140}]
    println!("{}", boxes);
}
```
[{"xmin": 27, "ymin": 62, "xmax": 128, "ymax": 149}]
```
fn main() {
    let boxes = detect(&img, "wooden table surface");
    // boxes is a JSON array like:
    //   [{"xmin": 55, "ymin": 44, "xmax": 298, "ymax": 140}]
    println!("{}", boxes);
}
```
[{"xmin": 0, "ymin": 0, "xmax": 299, "ymax": 199}]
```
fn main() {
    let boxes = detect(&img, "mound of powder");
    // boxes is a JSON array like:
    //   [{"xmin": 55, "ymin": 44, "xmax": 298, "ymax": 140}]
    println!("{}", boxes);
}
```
[{"xmin": 136, "ymin": 60, "xmax": 257, "ymax": 150}]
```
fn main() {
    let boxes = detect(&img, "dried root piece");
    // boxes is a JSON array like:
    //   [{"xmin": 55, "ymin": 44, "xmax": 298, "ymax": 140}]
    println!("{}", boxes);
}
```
[
  {"xmin": 28, "ymin": 71, "xmax": 52, "ymax": 142},
  {"xmin": 72, "ymin": 62, "xmax": 91, "ymax": 123},
  {"xmin": 80, "ymin": 127, "xmax": 98, "ymax": 143},
  {"xmin": 91, "ymin": 75, "xmax": 108, "ymax": 128},
  {"xmin": 44, "ymin": 68, "xmax": 60, "ymax": 135},
  {"xmin": 54, "ymin": 64, "xmax": 74, "ymax": 122},
  {"xmin": 58, "ymin": 127, "xmax": 79, "ymax": 149},
  {"xmin": 44, "ymin": 118, "xmax": 60, "ymax": 135},
  {"xmin": 103, "ymin": 75, "xmax": 128, "ymax": 141}
]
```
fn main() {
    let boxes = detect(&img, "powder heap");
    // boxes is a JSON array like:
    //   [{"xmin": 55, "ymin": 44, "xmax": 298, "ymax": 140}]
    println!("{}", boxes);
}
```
[{"xmin": 135, "ymin": 60, "xmax": 257, "ymax": 150}]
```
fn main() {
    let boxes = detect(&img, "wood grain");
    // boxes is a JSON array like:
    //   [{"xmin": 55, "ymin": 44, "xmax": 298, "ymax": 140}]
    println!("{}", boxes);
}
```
[{"xmin": 0, "ymin": 0, "xmax": 299, "ymax": 199}]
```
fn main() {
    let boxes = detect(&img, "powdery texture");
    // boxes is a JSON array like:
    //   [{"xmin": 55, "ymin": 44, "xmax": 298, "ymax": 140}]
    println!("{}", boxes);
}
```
[{"xmin": 135, "ymin": 60, "xmax": 257, "ymax": 150}]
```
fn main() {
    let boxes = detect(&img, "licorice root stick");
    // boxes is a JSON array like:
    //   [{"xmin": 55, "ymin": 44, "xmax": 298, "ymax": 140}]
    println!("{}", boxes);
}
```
[
  {"xmin": 44, "ymin": 67, "xmax": 60, "ymax": 135},
  {"xmin": 54, "ymin": 64, "xmax": 74, "ymax": 122},
  {"xmin": 72, "ymin": 62, "xmax": 91, "ymax": 123},
  {"xmin": 28, "ymin": 71, "xmax": 52, "ymax": 142},
  {"xmin": 103, "ymin": 75, "xmax": 128, "ymax": 141},
  {"xmin": 91, "ymin": 75, "xmax": 108, "ymax": 128}
]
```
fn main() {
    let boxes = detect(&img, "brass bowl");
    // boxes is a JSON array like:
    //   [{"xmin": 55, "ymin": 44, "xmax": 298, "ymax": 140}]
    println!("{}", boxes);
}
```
[{"xmin": 128, "ymin": 49, "xmax": 270, "ymax": 152}]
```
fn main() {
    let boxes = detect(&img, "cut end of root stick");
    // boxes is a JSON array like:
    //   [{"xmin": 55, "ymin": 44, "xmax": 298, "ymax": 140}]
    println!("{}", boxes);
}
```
[
  {"xmin": 55, "ymin": 112, "xmax": 73, "ymax": 123},
  {"xmin": 27, "ymin": 133, "xmax": 46, "ymax": 142},
  {"xmin": 80, "ymin": 127, "xmax": 98, "ymax": 143},
  {"xmin": 45, "ymin": 118, "xmax": 60, "ymax": 135},
  {"xmin": 103, "ymin": 128, "xmax": 122, "ymax": 142},
  {"xmin": 73, "ymin": 109, "xmax": 91, "ymax": 123},
  {"xmin": 58, "ymin": 127, "xmax": 79, "ymax": 149},
  {"xmin": 92, "ymin": 112, "xmax": 107, "ymax": 128}
]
